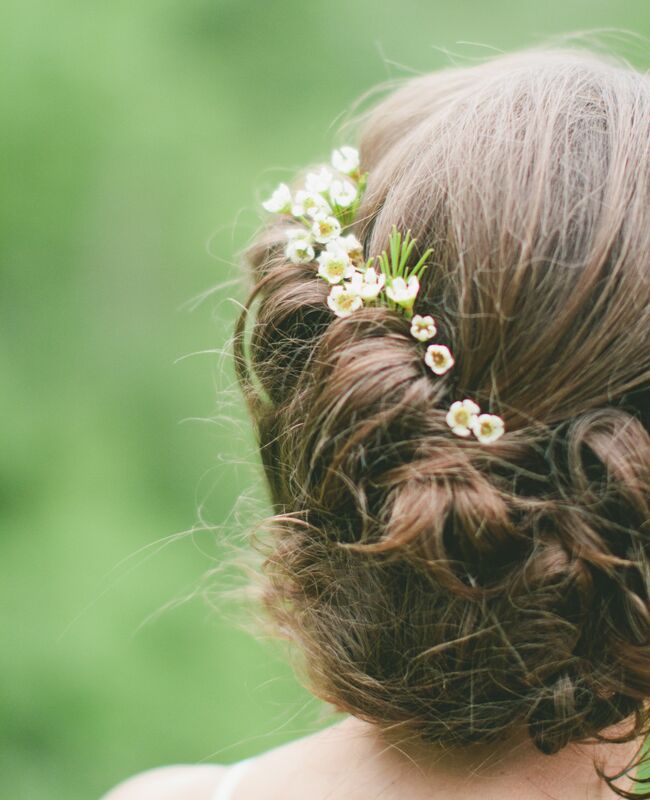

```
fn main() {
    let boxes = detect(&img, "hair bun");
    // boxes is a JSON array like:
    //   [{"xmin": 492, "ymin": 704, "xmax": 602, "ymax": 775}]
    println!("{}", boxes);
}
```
[{"xmin": 234, "ymin": 47, "xmax": 650, "ymax": 788}]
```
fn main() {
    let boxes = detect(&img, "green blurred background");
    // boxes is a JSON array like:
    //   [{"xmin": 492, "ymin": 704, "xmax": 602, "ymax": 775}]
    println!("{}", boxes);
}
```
[{"xmin": 2, "ymin": 2, "xmax": 650, "ymax": 798}]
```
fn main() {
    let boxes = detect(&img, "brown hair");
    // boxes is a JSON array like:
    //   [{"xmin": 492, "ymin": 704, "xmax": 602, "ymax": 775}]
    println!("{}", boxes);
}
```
[{"xmin": 233, "ymin": 46, "xmax": 650, "ymax": 797}]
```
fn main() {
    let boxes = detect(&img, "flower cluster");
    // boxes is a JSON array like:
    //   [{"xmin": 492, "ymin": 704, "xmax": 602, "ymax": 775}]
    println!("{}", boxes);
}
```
[
  {"xmin": 446, "ymin": 400, "xmax": 505, "ymax": 444},
  {"xmin": 262, "ymin": 147, "xmax": 372, "ymax": 318},
  {"xmin": 261, "ymin": 146, "xmax": 505, "ymax": 444}
]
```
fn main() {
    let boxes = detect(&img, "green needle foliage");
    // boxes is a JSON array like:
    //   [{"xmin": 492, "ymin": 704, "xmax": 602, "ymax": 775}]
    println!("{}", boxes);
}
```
[
  {"xmin": 370, "ymin": 225, "xmax": 433, "ymax": 314},
  {"xmin": 376, "ymin": 225, "xmax": 432, "ymax": 282}
]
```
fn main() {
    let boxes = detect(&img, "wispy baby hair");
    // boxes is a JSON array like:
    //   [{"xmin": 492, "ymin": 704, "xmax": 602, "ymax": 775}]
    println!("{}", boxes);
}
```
[{"xmin": 233, "ymin": 45, "xmax": 650, "ymax": 797}]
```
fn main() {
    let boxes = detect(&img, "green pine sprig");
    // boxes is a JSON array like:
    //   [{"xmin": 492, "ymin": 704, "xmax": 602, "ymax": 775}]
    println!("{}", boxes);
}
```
[
  {"xmin": 377, "ymin": 226, "xmax": 432, "ymax": 280},
  {"xmin": 370, "ymin": 226, "xmax": 433, "ymax": 315}
]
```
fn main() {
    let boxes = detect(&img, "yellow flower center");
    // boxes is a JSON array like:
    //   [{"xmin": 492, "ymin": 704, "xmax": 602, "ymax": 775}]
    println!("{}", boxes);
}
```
[{"xmin": 455, "ymin": 409, "xmax": 470, "ymax": 426}]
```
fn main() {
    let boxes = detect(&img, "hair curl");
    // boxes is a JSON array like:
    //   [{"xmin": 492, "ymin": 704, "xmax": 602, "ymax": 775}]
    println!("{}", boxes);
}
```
[{"xmin": 234, "ymin": 46, "xmax": 650, "ymax": 797}]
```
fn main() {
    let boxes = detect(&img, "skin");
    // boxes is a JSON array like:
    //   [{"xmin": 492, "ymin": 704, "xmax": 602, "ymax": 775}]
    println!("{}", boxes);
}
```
[{"xmin": 103, "ymin": 715, "xmax": 644, "ymax": 799}]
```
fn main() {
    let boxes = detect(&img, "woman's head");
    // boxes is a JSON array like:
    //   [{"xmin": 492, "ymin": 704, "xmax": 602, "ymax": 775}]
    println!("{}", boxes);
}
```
[{"xmin": 234, "ymin": 45, "xmax": 650, "ymax": 794}]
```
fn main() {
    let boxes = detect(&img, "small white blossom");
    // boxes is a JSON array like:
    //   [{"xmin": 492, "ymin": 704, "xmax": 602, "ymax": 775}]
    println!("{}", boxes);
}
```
[
  {"xmin": 329, "ymin": 179, "xmax": 357, "ymax": 208},
  {"xmin": 305, "ymin": 167, "xmax": 334, "ymax": 193},
  {"xmin": 262, "ymin": 183, "xmax": 292, "ymax": 213},
  {"xmin": 347, "ymin": 268, "xmax": 385, "ymax": 300},
  {"xmin": 471, "ymin": 413, "xmax": 505, "ymax": 444},
  {"xmin": 285, "ymin": 237, "xmax": 315, "ymax": 264},
  {"xmin": 285, "ymin": 226, "xmax": 312, "ymax": 240},
  {"xmin": 446, "ymin": 399, "xmax": 481, "ymax": 437},
  {"xmin": 311, "ymin": 213, "xmax": 342, "ymax": 244},
  {"xmin": 327, "ymin": 284, "xmax": 363, "ymax": 318},
  {"xmin": 291, "ymin": 190, "xmax": 331, "ymax": 219},
  {"xmin": 385, "ymin": 275, "xmax": 420, "ymax": 310},
  {"xmin": 336, "ymin": 233, "xmax": 364, "ymax": 264},
  {"xmin": 331, "ymin": 146, "xmax": 360, "ymax": 175},
  {"xmin": 424, "ymin": 344, "xmax": 455, "ymax": 375},
  {"xmin": 410, "ymin": 314, "xmax": 437, "ymax": 342},
  {"xmin": 317, "ymin": 247, "xmax": 355, "ymax": 284}
]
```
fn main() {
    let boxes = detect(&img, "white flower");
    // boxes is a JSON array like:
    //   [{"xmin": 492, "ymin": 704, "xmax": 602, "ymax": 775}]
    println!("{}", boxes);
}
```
[
  {"xmin": 410, "ymin": 314, "xmax": 437, "ymax": 342},
  {"xmin": 317, "ymin": 247, "xmax": 355, "ymax": 284},
  {"xmin": 311, "ymin": 213, "xmax": 342, "ymax": 244},
  {"xmin": 471, "ymin": 413, "xmax": 505, "ymax": 444},
  {"xmin": 329, "ymin": 179, "xmax": 357, "ymax": 208},
  {"xmin": 335, "ymin": 233, "xmax": 364, "ymax": 264},
  {"xmin": 262, "ymin": 182, "xmax": 291, "ymax": 213},
  {"xmin": 347, "ymin": 268, "xmax": 385, "ymax": 300},
  {"xmin": 331, "ymin": 146, "xmax": 360, "ymax": 175},
  {"xmin": 424, "ymin": 344, "xmax": 455, "ymax": 375},
  {"xmin": 305, "ymin": 167, "xmax": 334, "ymax": 193},
  {"xmin": 291, "ymin": 190, "xmax": 331, "ymax": 219},
  {"xmin": 285, "ymin": 237, "xmax": 315, "ymax": 264},
  {"xmin": 338, "ymin": 233, "xmax": 363, "ymax": 253},
  {"xmin": 285, "ymin": 226, "xmax": 311, "ymax": 240},
  {"xmin": 446, "ymin": 399, "xmax": 481, "ymax": 437},
  {"xmin": 385, "ymin": 275, "xmax": 420, "ymax": 310},
  {"xmin": 327, "ymin": 284, "xmax": 363, "ymax": 318}
]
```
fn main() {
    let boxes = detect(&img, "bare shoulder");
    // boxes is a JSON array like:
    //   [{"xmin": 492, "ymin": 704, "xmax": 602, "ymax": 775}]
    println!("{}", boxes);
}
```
[
  {"xmin": 100, "ymin": 718, "xmax": 374, "ymax": 800},
  {"xmin": 232, "ymin": 717, "xmax": 379, "ymax": 800},
  {"xmin": 101, "ymin": 764, "xmax": 226, "ymax": 800}
]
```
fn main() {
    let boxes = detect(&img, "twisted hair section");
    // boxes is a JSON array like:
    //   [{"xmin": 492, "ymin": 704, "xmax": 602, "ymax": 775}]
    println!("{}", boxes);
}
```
[{"xmin": 234, "ymin": 46, "xmax": 650, "ymax": 797}]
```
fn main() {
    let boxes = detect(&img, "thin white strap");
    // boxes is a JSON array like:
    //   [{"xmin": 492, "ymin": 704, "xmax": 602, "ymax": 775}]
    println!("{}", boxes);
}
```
[{"xmin": 213, "ymin": 758, "xmax": 255, "ymax": 800}]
